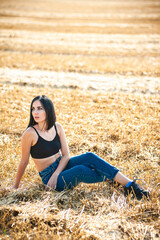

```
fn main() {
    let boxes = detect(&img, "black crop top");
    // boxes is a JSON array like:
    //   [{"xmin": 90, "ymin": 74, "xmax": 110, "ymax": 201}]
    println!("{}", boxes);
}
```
[{"xmin": 30, "ymin": 124, "xmax": 61, "ymax": 159}]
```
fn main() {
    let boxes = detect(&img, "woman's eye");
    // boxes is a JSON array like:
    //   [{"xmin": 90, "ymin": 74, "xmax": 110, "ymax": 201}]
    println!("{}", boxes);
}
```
[{"xmin": 32, "ymin": 107, "xmax": 43, "ymax": 111}]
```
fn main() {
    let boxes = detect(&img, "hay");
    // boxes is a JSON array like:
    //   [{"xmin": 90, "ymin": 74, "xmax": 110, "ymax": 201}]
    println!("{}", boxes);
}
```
[{"xmin": 0, "ymin": 0, "xmax": 160, "ymax": 239}]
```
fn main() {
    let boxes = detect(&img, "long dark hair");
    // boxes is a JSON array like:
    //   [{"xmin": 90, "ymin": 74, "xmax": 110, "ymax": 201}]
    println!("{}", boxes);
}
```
[{"xmin": 27, "ymin": 95, "xmax": 56, "ymax": 130}]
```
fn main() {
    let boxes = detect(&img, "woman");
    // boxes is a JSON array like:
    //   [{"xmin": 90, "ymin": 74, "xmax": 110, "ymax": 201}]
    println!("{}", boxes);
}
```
[{"xmin": 13, "ymin": 95, "xmax": 149, "ymax": 200}]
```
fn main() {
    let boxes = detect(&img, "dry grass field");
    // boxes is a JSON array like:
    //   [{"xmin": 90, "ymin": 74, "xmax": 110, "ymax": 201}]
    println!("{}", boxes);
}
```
[{"xmin": 0, "ymin": 0, "xmax": 160, "ymax": 239}]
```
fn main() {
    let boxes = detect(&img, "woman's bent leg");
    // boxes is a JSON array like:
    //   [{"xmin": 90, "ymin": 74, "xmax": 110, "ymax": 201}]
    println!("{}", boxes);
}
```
[
  {"xmin": 56, "ymin": 165, "xmax": 104, "ymax": 191},
  {"xmin": 66, "ymin": 152, "xmax": 119, "ymax": 181},
  {"xmin": 55, "ymin": 153, "xmax": 149, "ymax": 200},
  {"xmin": 55, "ymin": 152, "xmax": 120, "ymax": 191}
]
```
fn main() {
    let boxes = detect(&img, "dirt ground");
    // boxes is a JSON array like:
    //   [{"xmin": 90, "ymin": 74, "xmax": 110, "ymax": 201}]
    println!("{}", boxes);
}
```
[{"xmin": 0, "ymin": 0, "xmax": 160, "ymax": 239}]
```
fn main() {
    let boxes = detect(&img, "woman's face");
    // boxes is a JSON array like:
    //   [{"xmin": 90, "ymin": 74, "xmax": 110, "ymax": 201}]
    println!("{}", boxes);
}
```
[{"xmin": 31, "ymin": 100, "xmax": 46, "ymax": 123}]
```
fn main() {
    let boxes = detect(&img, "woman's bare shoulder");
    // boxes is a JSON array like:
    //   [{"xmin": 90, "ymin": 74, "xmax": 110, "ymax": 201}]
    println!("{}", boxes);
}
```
[
  {"xmin": 55, "ymin": 122, "xmax": 64, "ymax": 135},
  {"xmin": 55, "ymin": 122, "xmax": 63, "ymax": 128},
  {"xmin": 22, "ymin": 126, "xmax": 37, "ymax": 140}
]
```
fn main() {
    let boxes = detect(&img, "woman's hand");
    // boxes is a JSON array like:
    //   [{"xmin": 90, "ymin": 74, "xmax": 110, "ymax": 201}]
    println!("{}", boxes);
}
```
[{"xmin": 46, "ymin": 172, "xmax": 59, "ymax": 190}]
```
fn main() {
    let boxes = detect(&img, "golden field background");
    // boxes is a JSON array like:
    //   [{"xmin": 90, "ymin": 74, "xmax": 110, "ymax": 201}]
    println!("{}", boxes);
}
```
[{"xmin": 0, "ymin": 0, "xmax": 160, "ymax": 239}]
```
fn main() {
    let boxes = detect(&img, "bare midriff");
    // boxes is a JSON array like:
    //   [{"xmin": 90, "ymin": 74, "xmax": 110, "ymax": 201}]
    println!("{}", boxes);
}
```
[{"xmin": 32, "ymin": 151, "xmax": 61, "ymax": 172}]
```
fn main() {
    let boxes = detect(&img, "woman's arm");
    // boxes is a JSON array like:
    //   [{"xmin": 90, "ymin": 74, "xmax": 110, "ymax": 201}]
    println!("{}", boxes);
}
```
[
  {"xmin": 54, "ymin": 123, "xmax": 70, "ymax": 174},
  {"xmin": 46, "ymin": 123, "xmax": 70, "ymax": 189},
  {"xmin": 13, "ymin": 129, "xmax": 32, "ymax": 189}
]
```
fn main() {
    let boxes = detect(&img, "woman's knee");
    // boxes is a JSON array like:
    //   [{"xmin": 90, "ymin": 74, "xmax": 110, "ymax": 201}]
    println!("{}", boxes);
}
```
[
  {"xmin": 77, "ymin": 165, "xmax": 88, "ymax": 173},
  {"xmin": 85, "ymin": 152, "xmax": 95, "ymax": 158}
]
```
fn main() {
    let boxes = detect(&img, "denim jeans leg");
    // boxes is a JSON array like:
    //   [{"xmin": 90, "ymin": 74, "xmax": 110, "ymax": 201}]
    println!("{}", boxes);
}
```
[
  {"xmin": 56, "ymin": 152, "xmax": 119, "ymax": 191},
  {"xmin": 66, "ymin": 152, "xmax": 119, "ymax": 180},
  {"xmin": 56, "ymin": 164, "xmax": 104, "ymax": 191}
]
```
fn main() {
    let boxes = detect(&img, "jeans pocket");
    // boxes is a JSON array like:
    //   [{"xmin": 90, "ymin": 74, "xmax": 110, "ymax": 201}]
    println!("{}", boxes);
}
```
[
  {"xmin": 39, "ymin": 156, "xmax": 62, "ymax": 185},
  {"xmin": 42, "ymin": 172, "xmax": 52, "ymax": 185},
  {"xmin": 39, "ymin": 168, "xmax": 53, "ymax": 185}
]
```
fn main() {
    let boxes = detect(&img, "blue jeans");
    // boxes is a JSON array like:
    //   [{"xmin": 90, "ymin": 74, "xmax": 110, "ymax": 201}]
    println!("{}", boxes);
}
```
[{"xmin": 39, "ymin": 152, "xmax": 119, "ymax": 191}]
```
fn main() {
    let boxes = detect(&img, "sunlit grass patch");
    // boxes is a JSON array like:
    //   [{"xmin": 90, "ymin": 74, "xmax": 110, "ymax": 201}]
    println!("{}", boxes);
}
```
[
  {"xmin": 0, "ymin": 83, "xmax": 159, "ymax": 239},
  {"xmin": 0, "ymin": 0, "xmax": 160, "ymax": 237}
]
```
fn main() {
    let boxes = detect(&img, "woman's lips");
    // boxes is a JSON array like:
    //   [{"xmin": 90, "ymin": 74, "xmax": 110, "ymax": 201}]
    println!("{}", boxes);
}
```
[{"xmin": 34, "ymin": 117, "xmax": 39, "ymax": 119}]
